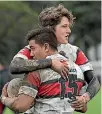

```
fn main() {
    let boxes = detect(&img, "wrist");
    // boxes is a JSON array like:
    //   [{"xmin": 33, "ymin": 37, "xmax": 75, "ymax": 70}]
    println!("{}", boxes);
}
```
[
  {"xmin": 48, "ymin": 58, "xmax": 52, "ymax": 67},
  {"xmin": 82, "ymin": 92, "xmax": 90, "ymax": 103}
]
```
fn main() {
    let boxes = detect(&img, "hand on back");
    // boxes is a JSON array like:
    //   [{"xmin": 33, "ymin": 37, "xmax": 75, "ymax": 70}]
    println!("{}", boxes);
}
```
[{"xmin": 51, "ymin": 59, "xmax": 69, "ymax": 79}]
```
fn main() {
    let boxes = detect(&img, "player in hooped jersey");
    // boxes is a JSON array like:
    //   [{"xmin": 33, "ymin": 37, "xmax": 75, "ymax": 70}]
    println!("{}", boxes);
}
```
[
  {"xmin": 9, "ymin": 4, "xmax": 100, "ymax": 110},
  {"xmin": 1, "ymin": 28, "xmax": 87, "ymax": 113}
]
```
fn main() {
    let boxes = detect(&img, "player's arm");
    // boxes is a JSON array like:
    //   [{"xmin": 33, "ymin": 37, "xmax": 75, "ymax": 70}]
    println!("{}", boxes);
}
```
[
  {"xmin": 10, "ymin": 57, "xmax": 52, "ymax": 74},
  {"xmin": 1, "ymin": 94, "xmax": 34, "ymax": 113},
  {"xmin": 75, "ymin": 48, "xmax": 100, "ymax": 101},
  {"xmin": 9, "ymin": 47, "xmax": 52, "ymax": 74},
  {"xmin": 10, "ymin": 47, "xmax": 68, "ymax": 77},
  {"xmin": 1, "ymin": 83, "xmax": 36, "ymax": 113},
  {"xmin": 1, "ymin": 72, "xmax": 39, "ymax": 113}
]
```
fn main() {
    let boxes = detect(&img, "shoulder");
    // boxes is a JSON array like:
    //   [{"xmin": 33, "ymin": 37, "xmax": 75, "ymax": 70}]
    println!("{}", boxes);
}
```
[
  {"xmin": 58, "ymin": 43, "xmax": 79, "ymax": 62},
  {"xmin": 13, "ymin": 45, "xmax": 32, "ymax": 59},
  {"xmin": 59, "ymin": 43, "xmax": 78, "ymax": 51}
]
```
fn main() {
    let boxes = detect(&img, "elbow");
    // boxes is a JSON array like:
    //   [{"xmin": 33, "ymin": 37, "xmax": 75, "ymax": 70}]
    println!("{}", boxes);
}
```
[
  {"xmin": 9, "ymin": 58, "xmax": 24, "ymax": 74},
  {"xmin": 9, "ymin": 62, "xmax": 18, "ymax": 74}
]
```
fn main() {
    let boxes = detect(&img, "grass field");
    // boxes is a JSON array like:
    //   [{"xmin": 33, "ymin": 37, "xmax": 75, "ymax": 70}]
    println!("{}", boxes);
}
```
[{"xmin": 3, "ymin": 90, "xmax": 101, "ymax": 114}]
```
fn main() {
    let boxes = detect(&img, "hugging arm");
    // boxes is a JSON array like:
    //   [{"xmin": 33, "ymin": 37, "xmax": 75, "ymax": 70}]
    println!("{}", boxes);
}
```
[
  {"xmin": 10, "ymin": 57, "xmax": 52, "ymax": 74},
  {"xmin": 10, "ymin": 57, "xmax": 69, "ymax": 77}
]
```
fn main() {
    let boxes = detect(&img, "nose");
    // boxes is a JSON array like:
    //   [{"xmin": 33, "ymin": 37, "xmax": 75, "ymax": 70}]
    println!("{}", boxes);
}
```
[
  {"xmin": 67, "ymin": 27, "xmax": 71, "ymax": 34},
  {"xmin": 30, "ymin": 50, "xmax": 34, "ymax": 57}
]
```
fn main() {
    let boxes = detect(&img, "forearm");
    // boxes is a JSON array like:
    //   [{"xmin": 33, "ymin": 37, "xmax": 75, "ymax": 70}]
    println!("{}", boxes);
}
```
[
  {"xmin": 1, "ymin": 95, "xmax": 33, "ymax": 113},
  {"xmin": 85, "ymin": 76, "xmax": 100, "ymax": 100},
  {"xmin": 10, "ymin": 57, "xmax": 52, "ymax": 74},
  {"xmin": 84, "ymin": 70, "xmax": 100, "ymax": 100}
]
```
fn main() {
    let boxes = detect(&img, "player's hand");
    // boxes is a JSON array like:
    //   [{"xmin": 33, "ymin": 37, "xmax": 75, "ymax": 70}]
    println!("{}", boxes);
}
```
[
  {"xmin": 2, "ymin": 82, "xmax": 9, "ymax": 97},
  {"xmin": 71, "ymin": 96, "xmax": 87, "ymax": 111},
  {"xmin": 51, "ymin": 59, "xmax": 69, "ymax": 79}
]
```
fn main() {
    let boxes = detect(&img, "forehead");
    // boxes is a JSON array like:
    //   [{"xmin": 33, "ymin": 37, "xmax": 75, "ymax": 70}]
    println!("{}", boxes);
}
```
[
  {"xmin": 60, "ymin": 16, "xmax": 69, "ymax": 24},
  {"xmin": 29, "ymin": 40, "xmax": 38, "ymax": 47},
  {"xmin": 29, "ymin": 40, "xmax": 36, "ymax": 45}
]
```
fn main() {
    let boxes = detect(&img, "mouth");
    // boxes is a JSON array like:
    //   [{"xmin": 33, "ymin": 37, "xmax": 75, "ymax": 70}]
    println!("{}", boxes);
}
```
[
  {"xmin": 33, "ymin": 56, "xmax": 36, "ymax": 60},
  {"xmin": 65, "ymin": 36, "xmax": 68, "ymax": 40}
]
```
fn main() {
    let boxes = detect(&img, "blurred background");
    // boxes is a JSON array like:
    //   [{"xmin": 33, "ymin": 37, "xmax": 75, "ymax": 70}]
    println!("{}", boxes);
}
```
[{"xmin": 0, "ymin": 1, "xmax": 101, "ymax": 114}]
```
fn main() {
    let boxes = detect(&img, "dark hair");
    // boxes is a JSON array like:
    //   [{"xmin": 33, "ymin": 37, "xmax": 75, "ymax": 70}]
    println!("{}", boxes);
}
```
[
  {"xmin": 39, "ymin": 4, "xmax": 75, "ymax": 28},
  {"xmin": 26, "ymin": 27, "xmax": 58, "ymax": 50}
]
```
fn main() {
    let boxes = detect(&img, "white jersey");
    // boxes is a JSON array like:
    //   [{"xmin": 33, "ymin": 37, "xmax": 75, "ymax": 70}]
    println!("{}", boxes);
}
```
[
  {"xmin": 58, "ymin": 43, "xmax": 93, "ymax": 72},
  {"xmin": 19, "ymin": 54, "xmax": 85, "ymax": 114}
]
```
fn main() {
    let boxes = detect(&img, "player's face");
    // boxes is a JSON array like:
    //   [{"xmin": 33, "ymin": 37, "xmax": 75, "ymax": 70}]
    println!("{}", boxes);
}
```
[
  {"xmin": 55, "ymin": 16, "xmax": 71, "ymax": 44},
  {"xmin": 29, "ymin": 40, "xmax": 47, "ymax": 60}
]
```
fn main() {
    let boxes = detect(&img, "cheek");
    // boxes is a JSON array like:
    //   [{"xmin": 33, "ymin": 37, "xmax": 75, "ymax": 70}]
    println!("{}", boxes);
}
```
[
  {"xmin": 34, "ymin": 50, "xmax": 39, "ymax": 56},
  {"xmin": 56, "ymin": 30, "xmax": 62, "ymax": 40},
  {"xmin": 57, "ymin": 29, "xmax": 63, "ymax": 37}
]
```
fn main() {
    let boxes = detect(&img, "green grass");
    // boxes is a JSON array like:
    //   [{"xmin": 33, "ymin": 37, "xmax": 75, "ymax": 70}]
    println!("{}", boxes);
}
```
[{"xmin": 3, "ymin": 90, "xmax": 101, "ymax": 114}]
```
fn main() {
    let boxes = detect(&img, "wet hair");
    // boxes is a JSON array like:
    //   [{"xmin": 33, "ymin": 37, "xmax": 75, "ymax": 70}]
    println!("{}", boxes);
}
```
[
  {"xmin": 39, "ymin": 4, "xmax": 75, "ymax": 28},
  {"xmin": 26, "ymin": 27, "xmax": 58, "ymax": 50}
]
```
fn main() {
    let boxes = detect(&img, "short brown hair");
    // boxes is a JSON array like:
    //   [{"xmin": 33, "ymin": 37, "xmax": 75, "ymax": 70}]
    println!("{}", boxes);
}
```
[
  {"xmin": 39, "ymin": 4, "xmax": 75, "ymax": 28},
  {"xmin": 26, "ymin": 27, "xmax": 58, "ymax": 50}
]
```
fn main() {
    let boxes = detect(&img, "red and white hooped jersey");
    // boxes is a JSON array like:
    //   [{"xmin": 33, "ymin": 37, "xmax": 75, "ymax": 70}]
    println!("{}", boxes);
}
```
[
  {"xmin": 58, "ymin": 43, "xmax": 93, "ymax": 72},
  {"xmin": 19, "ymin": 54, "xmax": 85, "ymax": 114},
  {"xmin": 13, "ymin": 43, "xmax": 93, "ymax": 73}
]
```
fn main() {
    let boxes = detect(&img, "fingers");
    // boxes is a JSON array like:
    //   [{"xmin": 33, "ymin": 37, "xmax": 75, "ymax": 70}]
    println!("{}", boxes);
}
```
[
  {"xmin": 61, "ymin": 68, "xmax": 69, "ymax": 79},
  {"xmin": 64, "ymin": 63, "xmax": 69, "ymax": 71},
  {"xmin": 52, "ymin": 59, "xmax": 69, "ymax": 79},
  {"xmin": 71, "ymin": 96, "xmax": 86, "ymax": 110},
  {"xmin": 2, "ymin": 82, "xmax": 9, "ymax": 97},
  {"xmin": 60, "ymin": 61, "xmax": 69, "ymax": 78},
  {"xmin": 2, "ymin": 82, "xmax": 9, "ymax": 92},
  {"xmin": 4, "ymin": 82, "xmax": 9, "ymax": 89},
  {"xmin": 61, "ymin": 70, "xmax": 68, "ymax": 79}
]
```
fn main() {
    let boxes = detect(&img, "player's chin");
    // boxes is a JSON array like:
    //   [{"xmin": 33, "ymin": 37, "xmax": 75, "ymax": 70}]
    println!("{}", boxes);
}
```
[{"xmin": 60, "ymin": 40, "xmax": 68, "ymax": 44}]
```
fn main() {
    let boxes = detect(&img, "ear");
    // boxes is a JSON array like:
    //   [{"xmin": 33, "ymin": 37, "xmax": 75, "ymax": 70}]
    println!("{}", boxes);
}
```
[{"xmin": 44, "ymin": 43, "xmax": 49, "ymax": 52}]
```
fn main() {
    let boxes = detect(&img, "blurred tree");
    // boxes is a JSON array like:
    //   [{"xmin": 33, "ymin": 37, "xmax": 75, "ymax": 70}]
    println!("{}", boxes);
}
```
[
  {"xmin": 0, "ymin": 1, "xmax": 39, "ymax": 64},
  {"xmin": 24, "ymin": 1, "xmax": 56, "ymax": 13}
]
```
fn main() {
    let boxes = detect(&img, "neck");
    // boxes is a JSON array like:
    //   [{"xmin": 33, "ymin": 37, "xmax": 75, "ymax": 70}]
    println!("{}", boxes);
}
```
[{"xmin": 47, "ymin": 49, "xmax": 58, "ymax": 57}]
